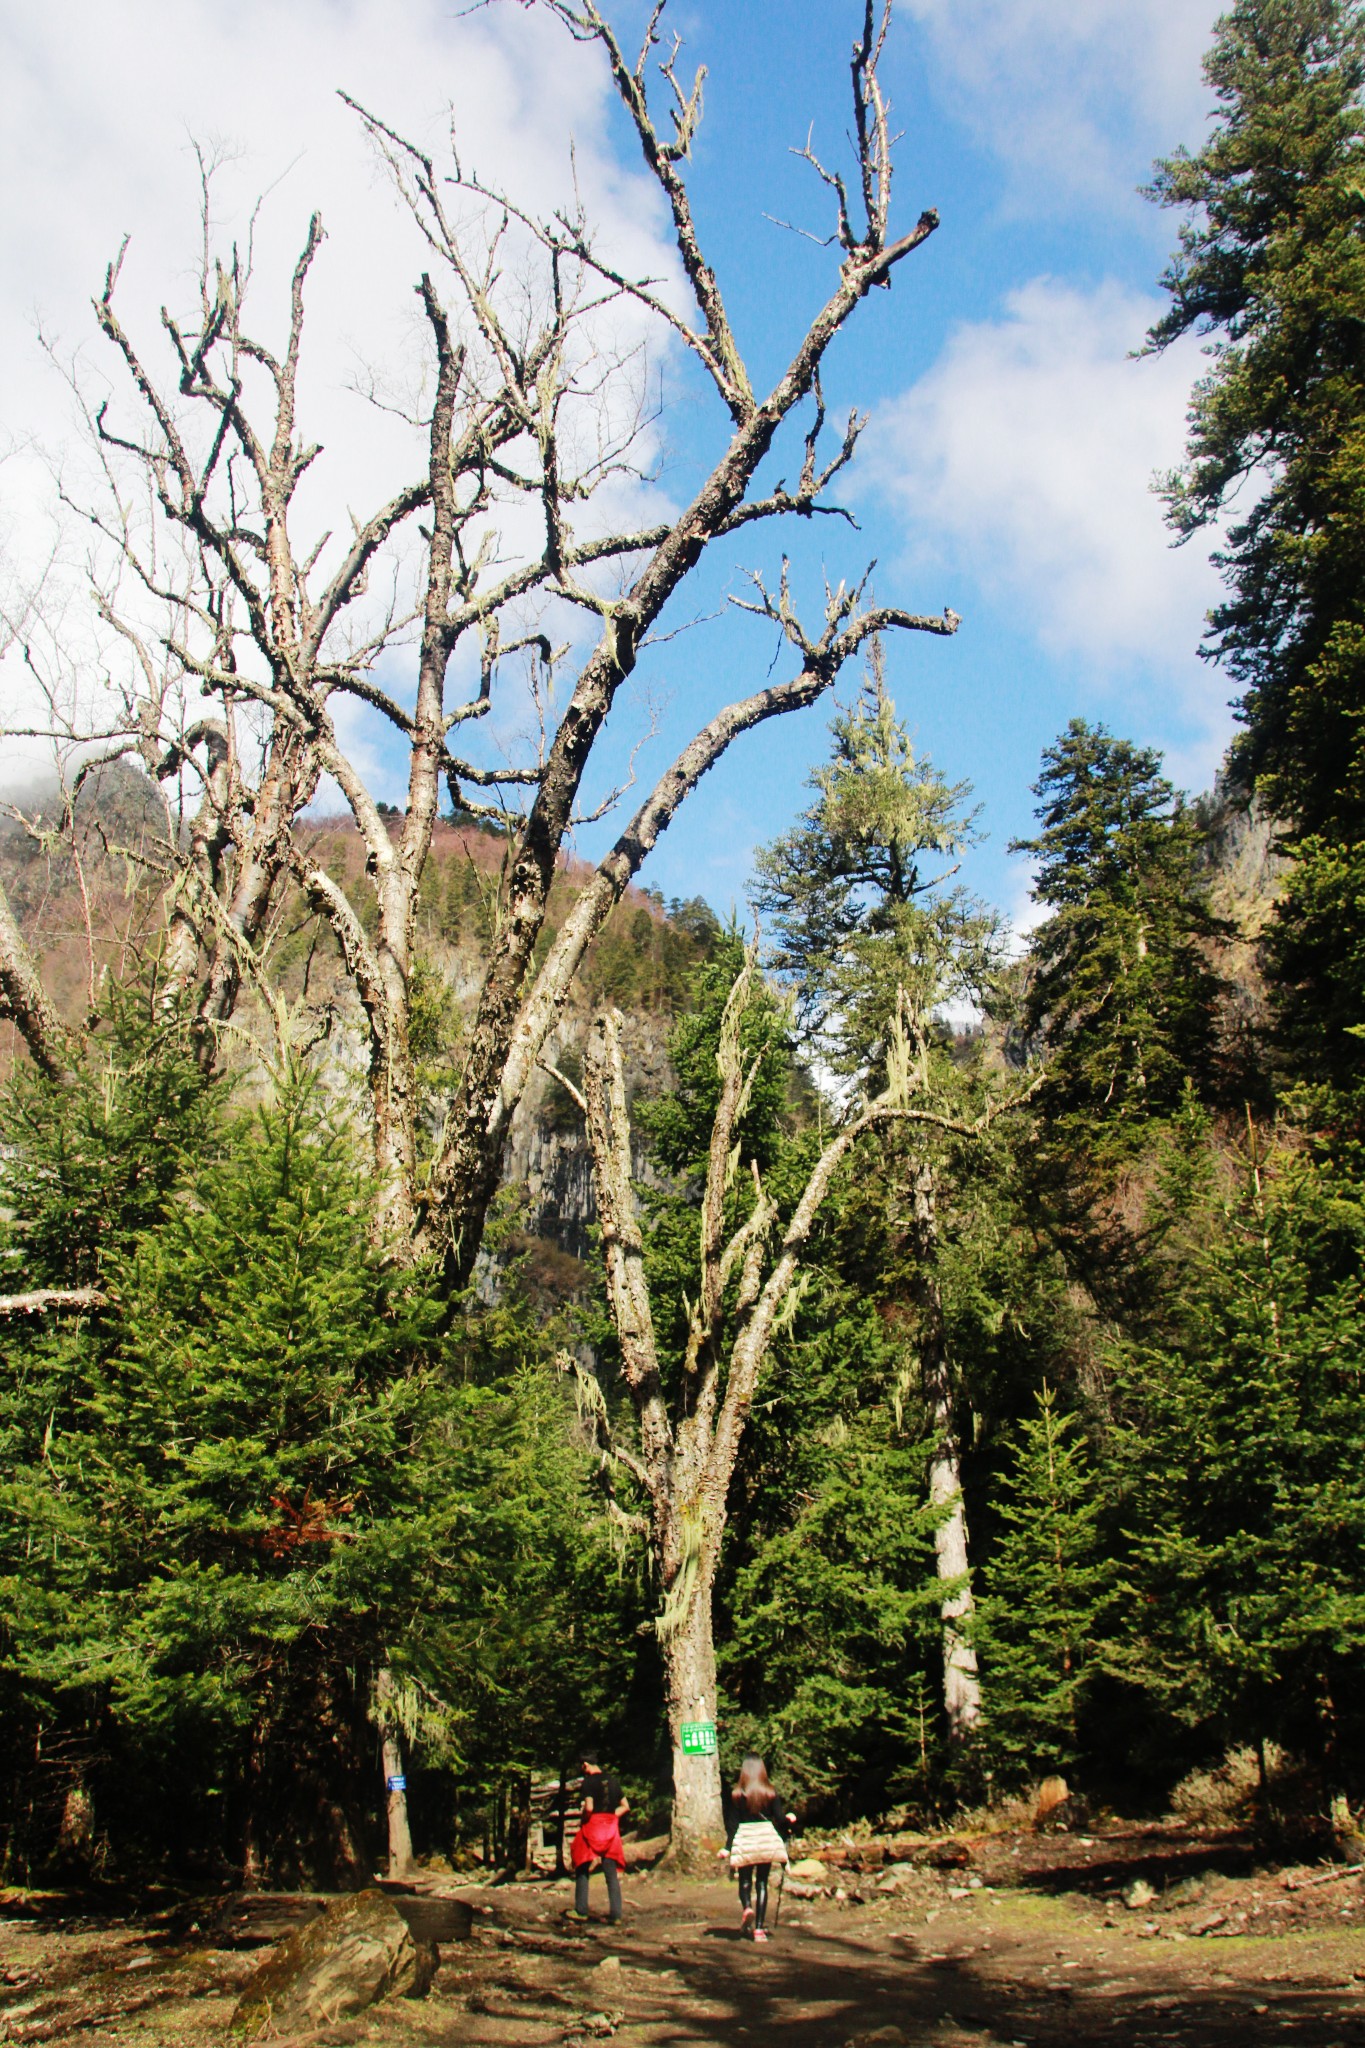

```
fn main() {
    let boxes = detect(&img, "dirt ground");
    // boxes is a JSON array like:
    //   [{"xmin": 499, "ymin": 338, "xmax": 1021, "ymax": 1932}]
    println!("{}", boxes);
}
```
[{"xmin": 4, "ymin": 1825, "xmax": 1365, "ymax": 2046}]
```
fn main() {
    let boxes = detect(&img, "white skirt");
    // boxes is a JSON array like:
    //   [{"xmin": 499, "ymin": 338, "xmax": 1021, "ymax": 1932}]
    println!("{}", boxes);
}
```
[{"xmin": 729, "ymin": 1818, "xmax": 788, "ymax": 1870}]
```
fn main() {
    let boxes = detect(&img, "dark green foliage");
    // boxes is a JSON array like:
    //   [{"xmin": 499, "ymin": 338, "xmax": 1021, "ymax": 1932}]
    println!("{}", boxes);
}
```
[
  {"xmin": 581, "ymin": 898, "xmax": 714, "ymax": 1014},
  {"xmin": 978, "ymin": 1385, "xmax": 1111, "ymax": 1783},
  {"xmin": 1111, "ymin": 1135, "xmax": 1365, "ymax": 1785},
  {"xmin": 1267, "ymin": 835, "xmax": 1365, "ymax": 1111},
  {"xmin": 0, "ymin": 982, "xmax": 219, "ymax": 1293},
  {"xmin": 1012, "ymin": 721, "xmax": 1224, "ymax": 1140},
  {"xmin": 932, "ymin": 1132, "xmax": 1085, "ymax": 1441},
  {"xmin": 1147, "ymin": 0, "xmax": 1365, "ymax": 1102},
  {"xmin": 754, "ymin": 665, "xmax": 1001, "ymax": 1081},
  {"xmin": 715, "ymin": 1221, "xmax": 949, "ymax": 1813},
  {"xmin": 0, "ymin": 1008, "xmax": 645, "ymax": 1882},
  {"xmin": 44, "ymin": 1071, "xmax": 447, "ymax": 1728},
  {"xmin": 1006, "ymin": 722, "xmax": 1232, "ymax": 1333},
  {"xmin": 723, "ymin": 1416, "xmax": 943, "ymax": 1809},
  {"xmin": 636, "ymin": 930, "xmax": 793, "ymax": 1183},
  {"xmin": 4, "ymin": 1058, "xmax": 446, "ymax": 1878},
  {"xmin": 667, "ymin": 896, "xmax": 723, "ymax": 950}
]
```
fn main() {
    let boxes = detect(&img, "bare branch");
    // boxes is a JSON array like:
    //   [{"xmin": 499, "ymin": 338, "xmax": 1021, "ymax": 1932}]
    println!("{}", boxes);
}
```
[
  {"xmin": 582, "ymin": 1009, "xmax": 675, "ymax": 1494},
  {"xmin": 0, "ymin": 871, "xmax": 73, "ymax": 1081},
  {"xmin": 0, "ymin": 1288, "xmax": 111, "ymax": 1317},
  {"xmin": 537, "ymin": 1055, "xmax": 586, "ymax": 1114}
]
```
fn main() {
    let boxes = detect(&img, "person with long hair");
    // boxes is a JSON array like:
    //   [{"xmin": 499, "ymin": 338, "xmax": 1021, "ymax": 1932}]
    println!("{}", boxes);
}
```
[{"xmin": 726, "ymin": 1754, "xmax": 795, "ymax": 1942}]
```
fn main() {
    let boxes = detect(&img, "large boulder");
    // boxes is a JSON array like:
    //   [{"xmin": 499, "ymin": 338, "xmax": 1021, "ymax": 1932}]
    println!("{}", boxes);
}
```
[{"xmin": 232, "ymin": 1888, "xmax": 435, "ymax": 2038}]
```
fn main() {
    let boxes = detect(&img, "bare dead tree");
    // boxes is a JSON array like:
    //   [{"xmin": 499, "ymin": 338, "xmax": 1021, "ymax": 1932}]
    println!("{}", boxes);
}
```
[
  {"xmin": 406, "ymin": 0, "xmax": 953, "ymax": 1275},
  {"xmin": 565, "ymin": 952, "xmax": 1031, "ymax": 1864},
  {"xmin": 0, "ymin": 0, "xmax": 956, "ymax": 1281}
]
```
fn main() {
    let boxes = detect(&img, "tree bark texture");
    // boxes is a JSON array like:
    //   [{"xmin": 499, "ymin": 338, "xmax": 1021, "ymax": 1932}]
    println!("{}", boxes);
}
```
[
  {"xmin": 0, "ymin": 872, "xmax": 70, "ymax": 1080},
  {"xmin": 661, "ymin": 1566, "xmax": 725, "ymax": 1863},
  {"xmin": 375, "ymin": 1668, "xmax": 415, "ymax": 1881},
  {"xmin": 911, "ymin": 1161, "xmax": 982, "ymax": 1737}
]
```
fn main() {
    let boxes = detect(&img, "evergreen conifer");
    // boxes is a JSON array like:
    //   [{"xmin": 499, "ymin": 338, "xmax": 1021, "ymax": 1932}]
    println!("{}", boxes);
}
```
[
  {"xmin": 1147, "ymin": 0, "xmax": 1365, "ymax": 1106},
  {"xmin": 1113, "ymin": 1136, "xmax": 1365, "ymax": 1801},
  {"xmin": 1, "ymin": 1021, "xmax": 645, "ymax": 1880},
  {"xmin": 1011, "ymin": 720, "xmax": 1224, "ymax": 1141},
  {"xmin": 978, "ymin": 1384, "xmax": 1110, "ymax": 1782}
]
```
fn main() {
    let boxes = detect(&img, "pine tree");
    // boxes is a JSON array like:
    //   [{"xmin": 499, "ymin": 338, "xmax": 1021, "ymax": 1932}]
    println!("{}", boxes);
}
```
[
  {"xmin": 754, "ymin": 654, "xmax": 1001, "ymax": 1082},
  {"xmin": 1, "ymin": 1038, "xmax": 644, "ymax": 1881},
  {"xmin": 1146, "ymin": 0, "xmax": 1365, "ymax": 1104},
  {"xmin": 752, "ymin": 667, "xmax": 1018, "ymax": 1744},
  {"xmin": 1011, "ymin": 720, "xmax": 1224, "ymax": 1142},
  {"xmin": 0, "ymin": 979, "xmax": 220, "ymax": 1293},
  {"xmin": 1112, "ymin": 1131, "xmax": 1365, "ymax": 1810},
  {"xmin": 978, "ymin": 1384, "xmax": 1110, "ymax": 1782},
  {"xmin": 15, "ymin": 1067, "xmax": 455, "ymax": 1879},
  {"xmin": 0, "ymin": 987, "xmax": 221, "ymax": 1874},
  {"xmin": 722, "ymin": 1407, "xmax": 944, "ymax": 1808}
]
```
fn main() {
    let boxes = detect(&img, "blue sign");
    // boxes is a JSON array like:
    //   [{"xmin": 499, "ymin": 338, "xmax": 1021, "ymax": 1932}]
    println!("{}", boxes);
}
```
[{"xmin": 386, "ymin": 1774, "xmax": 407, "ymax": 1793}]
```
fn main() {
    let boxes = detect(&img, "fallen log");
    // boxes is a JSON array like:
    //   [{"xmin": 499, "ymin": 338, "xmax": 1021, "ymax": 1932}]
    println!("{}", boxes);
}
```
[
  {"xmin": 0, "ymin": 1288, "xmax": 110, "ymax": 1316},
  {"xmin": 1281, "ymin": 1862, "xmax": 1365, "ymax": 1892}
]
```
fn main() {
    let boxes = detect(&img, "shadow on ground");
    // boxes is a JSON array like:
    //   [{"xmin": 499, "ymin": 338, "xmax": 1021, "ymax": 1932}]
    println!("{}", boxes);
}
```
[{"xmin": 476, "ymin": 1878, "xmax": 1365, "ymax": 2048}]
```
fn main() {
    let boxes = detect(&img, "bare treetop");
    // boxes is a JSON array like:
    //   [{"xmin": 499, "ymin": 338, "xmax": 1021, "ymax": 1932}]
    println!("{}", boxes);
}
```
[{"xmin": 0, "ymin": 0, "xmax": 957, "ymax": 1291}]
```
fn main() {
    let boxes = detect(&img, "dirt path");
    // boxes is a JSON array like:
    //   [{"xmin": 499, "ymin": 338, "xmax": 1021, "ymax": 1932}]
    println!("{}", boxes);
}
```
[{"xmin": 4, "ymin": 1833, "xmax": 1365, "ymax": 2046}]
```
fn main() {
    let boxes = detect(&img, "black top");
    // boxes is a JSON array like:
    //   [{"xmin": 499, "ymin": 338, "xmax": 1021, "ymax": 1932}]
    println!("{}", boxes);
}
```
[
  {"xmin": 580, "ymin": 1769, "xmax": 622, "ymax": 1815},
  {"xmin": 724, "ymin": 1787, "xmax": 794, "ymax": 1847}
]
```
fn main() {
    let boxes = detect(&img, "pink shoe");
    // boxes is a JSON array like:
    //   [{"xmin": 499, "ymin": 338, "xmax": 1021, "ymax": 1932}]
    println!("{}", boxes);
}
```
[
  {"xmin": 753, "ymin": 1928, "xmax": 769, "ymax": 1943},
  {"xmin": 740, "ymin": 1905, "xmax": 754, "ymax": 1931}
]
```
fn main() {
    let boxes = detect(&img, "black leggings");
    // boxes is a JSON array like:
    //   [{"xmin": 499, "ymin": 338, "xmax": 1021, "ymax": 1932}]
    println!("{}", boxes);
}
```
[
  {"xmin": 575, "ymin": 1860, "xmax": 622, "ymax": 1920},
  {"xmin": 737, "ymin": 1862, "xmax": 771, "ymax": 1928}
]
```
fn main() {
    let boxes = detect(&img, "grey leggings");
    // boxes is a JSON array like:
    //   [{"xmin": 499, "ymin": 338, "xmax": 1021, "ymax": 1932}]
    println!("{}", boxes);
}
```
[
  {"xmin": 737, "ymin": 1863, "xmax": 771, "ymax": 1928},
  {"xmin": 575, "ymin": 1859, "xmax": 622, "ymax": 1920}
]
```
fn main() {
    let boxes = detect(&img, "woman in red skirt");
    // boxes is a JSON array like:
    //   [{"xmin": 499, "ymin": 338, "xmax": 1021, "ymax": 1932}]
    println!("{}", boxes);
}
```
[{"xmin": 570, "ymin": 1750, "xmax": 629, "ymax": 1922}]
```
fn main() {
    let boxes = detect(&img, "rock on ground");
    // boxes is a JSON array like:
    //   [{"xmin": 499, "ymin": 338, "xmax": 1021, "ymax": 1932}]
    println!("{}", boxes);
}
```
[{"xmin": 231, "ymin": 1886, "xmax": 434, "ymax": 2037}]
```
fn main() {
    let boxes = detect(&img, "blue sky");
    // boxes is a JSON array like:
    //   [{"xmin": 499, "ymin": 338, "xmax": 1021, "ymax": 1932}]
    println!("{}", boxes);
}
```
[
  {"xmin": 1, "ymin": 0, "xmax": 1229, "ymax": 934},
  {"xmin": 558, "ymin": 0, "xmax": 1229, "ymax": 930}
]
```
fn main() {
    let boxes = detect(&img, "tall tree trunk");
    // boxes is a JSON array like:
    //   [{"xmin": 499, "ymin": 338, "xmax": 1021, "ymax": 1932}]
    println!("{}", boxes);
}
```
[
  {"xmin": 927, "ymin": 1423, "xmax": 981, "ymax": 1737},
  {"xmin": 578, "ymin": 995, "xmax": 986, "ymax": 1853},
  {"xmin": 241, "ymin": 1710, "xmax": 269, "ymax": 1889},
  {"xmin": 660, "ymin": 1558, "xmax": 725, "ymax": 1869},
  {"xmin": 375, "ymin": 1667, "xmax": 415, "ymax": 1881},
  {"xmin": 381, "ymin": 1733, "xmax": 415, "ymax": 1882},
  {"xmin": 912, "ymin": 1161, "xmax": 982, "ymax": 1737}
]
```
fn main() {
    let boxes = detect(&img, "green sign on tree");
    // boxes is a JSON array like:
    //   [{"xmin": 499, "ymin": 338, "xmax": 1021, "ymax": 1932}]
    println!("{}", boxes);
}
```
[{"xmin": 680, "ymin": 1721, "xmax": 716, "ymax": 1756}]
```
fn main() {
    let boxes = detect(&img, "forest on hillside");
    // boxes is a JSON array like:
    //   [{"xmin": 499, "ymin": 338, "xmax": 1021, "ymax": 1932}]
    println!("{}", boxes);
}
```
[{"xmin": 4, "ymin": 0, "xmax": 1365, "ymax": 1898}]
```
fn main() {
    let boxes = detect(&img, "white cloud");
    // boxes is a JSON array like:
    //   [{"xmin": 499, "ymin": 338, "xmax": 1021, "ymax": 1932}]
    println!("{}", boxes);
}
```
[
  {"xmin": 901, "ymin": 0, "xmax": 1222, "ymax": 210},
  {"xmin": 0, "ymin": 0, "xmax": 679, "ymax": 789},
  {"xmin": 0, "ymin": 0, "xmax": 670, "ymax": 505},
  {"xmin": 871, "ymin": 276, "xmax": 1221, "ymax": 679}
]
